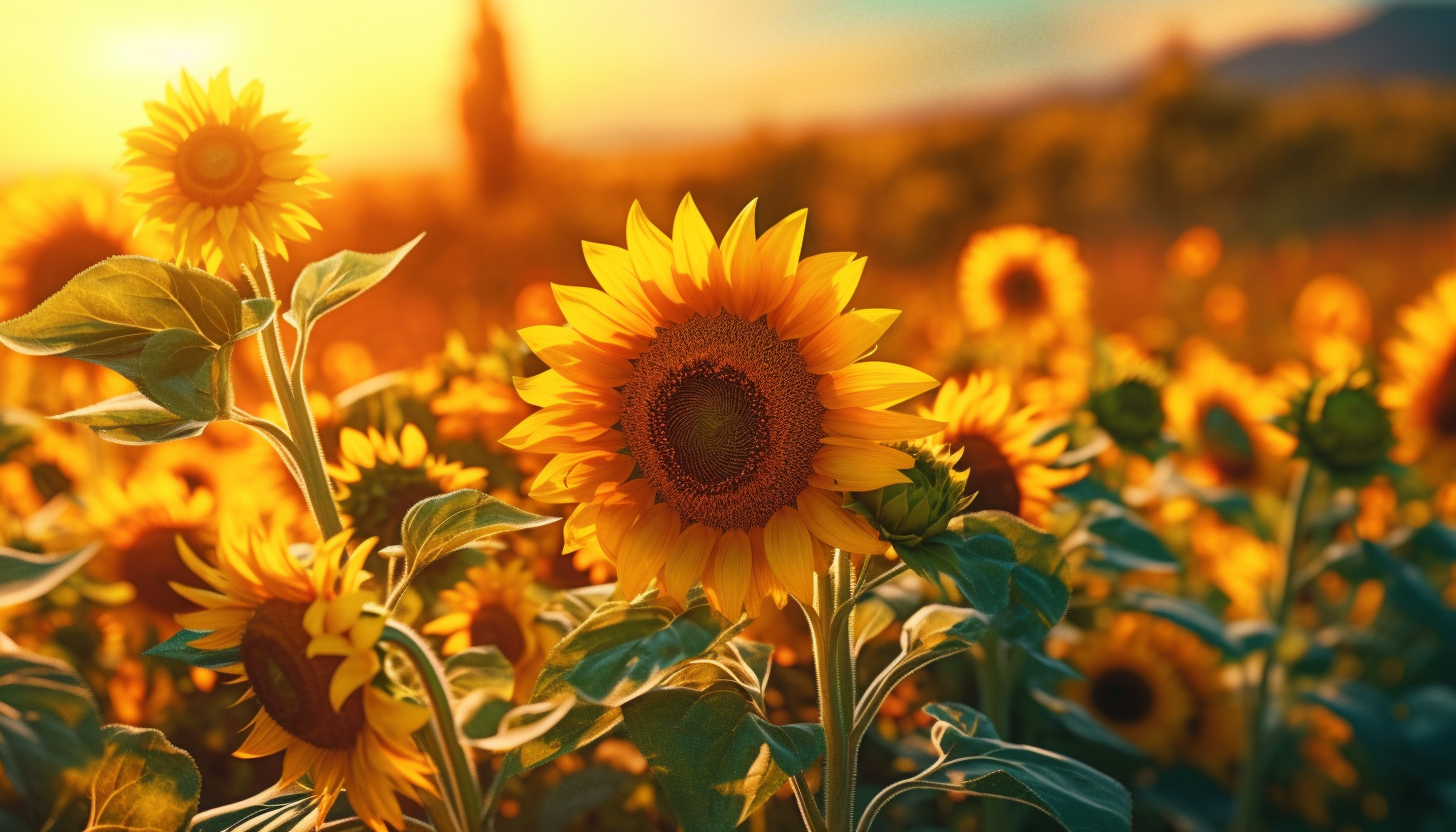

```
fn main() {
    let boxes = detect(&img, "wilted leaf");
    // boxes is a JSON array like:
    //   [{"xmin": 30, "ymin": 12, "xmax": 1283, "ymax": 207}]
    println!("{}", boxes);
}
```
[
  {"xmin": 144, "ymin": 629, "xmax": 242, "ymax": 671},
  {"xmin": 0, "ymin": 541, "xmax": 100, "ymax": 607},
  {"xmin": 622, "ymin": 687, "xmax": 824, "ymax": 832},
  {"xmin": 88, "ymin": 725, "xmax": 200, "ymax": 832},
  {"xmin": 285, "ymin": 235, "xmax": 424, "ymax": 337},
  {"xmin": 53, "ymin": 393, "xmax": 208, "ymax": 446},
  {"xmin": 398, "ymin": 489, "xmax": 555, "ymax": 575}
]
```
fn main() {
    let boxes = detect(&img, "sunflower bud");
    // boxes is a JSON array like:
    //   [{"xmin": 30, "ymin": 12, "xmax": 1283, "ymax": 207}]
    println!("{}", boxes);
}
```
[
  {"xmin": 1287, "ymin": 370, "xmax": 1394, "ymax": 484},
  {"xmin": 847, "ymin": 441, "xmax": 972, "ymax": 549},
  {"xmin": 1088, "ymin": 379, "xmax": 1165, "ymax": 450}
]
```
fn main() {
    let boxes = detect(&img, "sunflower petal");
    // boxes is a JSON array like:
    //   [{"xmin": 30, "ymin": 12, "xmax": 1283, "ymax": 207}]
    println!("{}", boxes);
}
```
[
  {"xmin": 763, "ymin": 507, "xmax": 816, "ymax": 602},
  {"xmin": 818, "ymin": 362, "xmax": 939, "ymax": 410}
]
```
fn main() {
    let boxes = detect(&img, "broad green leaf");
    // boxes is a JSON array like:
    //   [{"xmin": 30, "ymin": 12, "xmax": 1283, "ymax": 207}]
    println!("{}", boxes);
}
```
[
  {"xmin": 959, "ymin": 512, "xmax": 1071, "ymax": 642},
  {"xmin": 0, "ymin": 541, "xmax": 100, "ymax": 606},
  {"xmin": 565, "ymin": 590, "xmax": 745, "ymax": 707},
  {"xmin": 144, "ymin": 629, "xmax": 242, "ymax": 671},
  {"xmin": 900, "ymin": 604, "xmax": 991, "ymax": 668},
  {"xmin": 0, "ymin": 642, "xmax": 103, "ymax": 821},
  {"xmin": 1075, "ymin": 508, "xmax": 1180, "ymax": 572},
  {"xmin": 1029, "ymin": 688, "xmax": 1149, "ymax": 758},
  {"xmin": 88, "ymin": 725, "xmax": 199, "ymax": 832},
  {"xmin": 898, "ymin": 702, "xmax": 1131, "ymax": 832},
  {"xmin": 53, "ymin": 393, "xmax": 208, "ymax": 446},
  {"xmin": 622, "ymin": 687, "xmax": 824, "ymax": 832},
  {"xmin": 468, "ymin": 696, "xmax": 576, "ymax": 752},
  {"xmin": 285, "ymin": 235, "xmax": 424, "ymax": 336},
  {"xmin": 135, "ymin": 328, "xmax": 224, "ymax": 421},
  {"xmin": 1362, "ymin": 541, "xmax": 1456, "ymax": 641},
  {"xmin": 397, "ymin": 489, "xmax": 556, "ymax": 575},
  {"xmin": 1118, "ymin": 590, "xmax": 1240, "ymax": 657},
  {"xmin": 189, "ymin": 783, "xmax": 352, "ymax": 832},
  {"xmin": 447, "ymin": 646, "xmax": 517, "ymax": 741}
]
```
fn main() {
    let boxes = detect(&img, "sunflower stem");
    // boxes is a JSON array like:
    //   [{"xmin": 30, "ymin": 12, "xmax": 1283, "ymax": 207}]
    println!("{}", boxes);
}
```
[
  {"xmin": 973, "ymin": 629, "xmax": 1020, "ymax": 832},
  {"xmin": 1233, "ymin": 460, "xmax": 1315, "ymax": 832},
  {"xmin": 382, "ymin": 621, "xmax": 483, "ymax": 832}
]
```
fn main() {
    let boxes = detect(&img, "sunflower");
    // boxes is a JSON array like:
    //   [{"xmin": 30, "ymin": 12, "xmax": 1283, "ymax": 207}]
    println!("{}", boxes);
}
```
[
  {"xmin": 503, "ymin": 195, "xmax": 940, "ymax": 618},
  {"xmin": 1086, "ymin": 335, "xmax": 1168, "ymax": 457},
  {"xmin": 1382, "ymin": 271, "xmax": 1456, "ymax": 478},
  {"xmin": 921, "ymin": 372, "xmax": 1084, "ymax": 528},
  {"xmin": 1163, "ymin": 339, "xmax": 1295, "ymax": 487},
  {"xmin": 1187, "ymin": 510, "xmax": 1279, "ymax": 622},
  {"xmin": 421, "ymin": 558, "xmax": 550, "ymax": 700},
  {"xmin": 120, "ymin": 69, "xmax": 327, "ymax": 273},
  {"xmin": 1292, "ymin": 274, "xmax": 1371, "ymax": 375},
  {"xmin": 0, "ymin": 175, "xmax": 164, "ymax": 319},
  {"xmin": 330, "ymin": 424, "xmax": 487, "ymax": 547},
  {"xmin": 1058, "ymin": 612, "xmax": 1242, "ymax": 778},
  {"xmin": 170, "ymin": 523, "xmax": 434, "ymax": 830},
  {"xmin": 0, "ymin": 419, "xmax": 91, "ymax": 516},
  {"xmin": 956, "ymin": 224, "xmax": 1089, "ymax": 351}
]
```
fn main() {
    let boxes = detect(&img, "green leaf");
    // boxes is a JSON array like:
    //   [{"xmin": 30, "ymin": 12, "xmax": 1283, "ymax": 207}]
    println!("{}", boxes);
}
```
[
  {"xmin": 1075, "ymin": 508, "xmax": 1180, "ymax": 572},
  {"xmin": 87, "ymin": 725, "xmax": 199, "ymax": 832},
  {"xmin": 958, "ymin": 512, "xmax": 1071, "ymax": 643},
  {"xmin": 468, "ymin": 696, "xmax": 576, "ymax": 752},
  {"xmin": 900, "ymin": 604, "xmax": 991, "ymax": 666},
  {"xmin": 0, "ymin": 541, "xmax": 100, "ymax": 606},
  {"xmin": 0, "ymin": 641, "xmax": 104, "ymax": 820},
  {"xmin": 447, "ymin": 646, "xmax": 517, "ymax": 741},
  {"xmin": 397, "ymin": 489, "xmax": 556, "ymax": 576},
  {"xmin": 53, "ymin": 393, "xmax": 209, "ymax": 446},
  {"xmin": 189, "ymin": 783, "xmax": 352, "ymax": 832},
  {"xmin": 1118, "ymin": 590, "xmax": 1240, "ymax": 657},
  {"xmin": 0, "ymin": 256, "xmax": 276, "ymax": 424},
  {"xmin": 622, "ymin": 687, "xmax": 824, "ymax": 832},
  {"xmin": 896, "ymin": 701, "xmax": 1131, "ymax": 832},
  {"xmin": 1362, "ymin": 541, "xmax": 1456, "ymax": 641},
  {"xmin": 565, "ymin": 590, "xmax": 745, "ymax": 707},
  {"xmin": 143, "ymin": 629, "xmax": 242, "ymax": 671},
  {"xmin": 1029, "ymin": 688, "xmax": 1149, "ymax": 759},
  {"xmin": 284, "ymin": 235, "xmax": 424, "ymax": 336}
]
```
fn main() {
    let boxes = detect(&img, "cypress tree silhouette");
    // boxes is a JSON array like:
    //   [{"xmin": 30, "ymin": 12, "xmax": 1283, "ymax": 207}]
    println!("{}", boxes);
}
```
[{"xmin": 461, "ymin": 0, "xmax": 518, "ymax": 199}]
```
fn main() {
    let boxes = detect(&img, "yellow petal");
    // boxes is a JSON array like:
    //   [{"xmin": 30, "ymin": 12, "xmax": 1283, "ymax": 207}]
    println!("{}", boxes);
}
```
[
  {"xmin": 582, "ymin": 240, "xmax": 660, "ymax": 325},
  {"xmin": 399, "ymin": 423, "xmax": 429, "ymax": 468},
  {"xmin": 617, "ymin": 503, "xmax": 680, "ymax": 599},
  {"xmin": 812, "ymin": 438, "xmax": 915, "ymax": 491},
  {"xmin": 757, "ymin": 208, "xmax": 806, "ymax": 286},
  {"xmin": 350, "ymin": 612, "xmax": 386, "ymax": 651},
  {"xmin": 798, "ymin": 487, "xmax": 889, "ymax": 555},
  {"xmin": 818, "ymin": 362, "xmax": 939, "ymax": 410},
  {"xmin": 763, "ymin": 507, "xmax": 816, "ymax": 602},
  {"xmin": 709, "ymin": 528, "xmax": 752, "ymax": 620},
  {"xmin": 235, "ymin": 712, "xmax": 291, "ymax": 758},
  {"xmin": 627, "ymin": 200, "xmax": 681, "ymax": 305},
  {"xmin": 329, "ymin": 650, "xmax": 380, "ymax": 711},
  {"xmin": 663, "ymin": 523, "xmax": 718, "ymax": 602},
  {"xmin": 721, "ymin": 199, "xmax": 765, "ymax": 319},
  {"xmin": 671, "ymin": 193, "xmax": 724, "ymax": 315},
  {"xmin": 307, "ymin": 634, "xmax": 356, "ymax": 657},
  {"xmin": 799, "ymin": 309, "xmax": 900, "ymax": 374},
  {"xmin": 776, "ymin": 255, "xmax": 863, "ymax": 341},
  {"xmin": 553, "ymin": 283, "xmax": 655, "ymax": 344},
  {"xmin": 822, "ymin": 407, "xmax": 945, "ymax": 441},
  {"xmin": 175, "ymin": 607, "xmax": 252, "ymax": 632},
  {"xmin": 325, "ymin": 590, "xmax": 372, "ymax": 634},
  {"xmin": 339, "ymin": 427, "xmax": 376, "ymax": 468},
  {"xmin": 519, "ymin": 325, "xmax": 634, "ymax": 388}
]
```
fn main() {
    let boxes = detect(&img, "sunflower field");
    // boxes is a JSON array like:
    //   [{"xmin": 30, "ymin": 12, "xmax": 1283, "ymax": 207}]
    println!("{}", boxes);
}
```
[{"xmin": 4, "ymin": 5, "xmax": 1456, "ymax": 832}]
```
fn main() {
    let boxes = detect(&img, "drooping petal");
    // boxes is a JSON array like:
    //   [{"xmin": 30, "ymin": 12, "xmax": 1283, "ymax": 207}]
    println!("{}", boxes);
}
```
[
  {"xmin": 662, "ymin": 523, "xmax": 719, "ymax": 602},
  {"xmin": 763, "ymin": 507, "xmax": 816, "ymax": 602},
  {"xmin": 798, "ymin": 488, "xmax": 889, "ymax": 555},
  {"xmin": 708, "ymin": 529, "xmax": 752, "ymax": 620}
]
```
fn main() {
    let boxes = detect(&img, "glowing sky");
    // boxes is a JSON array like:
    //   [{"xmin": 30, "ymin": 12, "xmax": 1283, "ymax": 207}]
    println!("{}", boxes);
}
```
[{"xmin": 0, "ymin": 0, "xmax": 1381, "ymax": 179}]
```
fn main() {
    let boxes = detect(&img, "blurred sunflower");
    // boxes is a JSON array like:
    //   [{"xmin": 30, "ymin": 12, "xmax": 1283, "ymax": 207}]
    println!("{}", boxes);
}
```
[
  {"xmin": 330, "ymin": 424, "xmax": 486, "ymax": 547},
  {"xmin": 121, "ymin": 69, "xmax": 327, "ymax": 273},
  {"xmin": 921, "ymin": 372, "xmax": 1085, "ymax": 527},
  {"xmin": 0, "ymin": 421, "xmax": 93, "ymax": 516},
  {"xmin": 171, "ymin": 524, "xmax": 434, "ymax": 830},
  {"xmin": 1382, "ymin": 271, "xmax": 1456, "ymax": 477},
  {"xmin": 956, "ymin": 224, "xmax": 1089, "ymax": 350},
  {"xmin": 1167, "ymin": 226, "xmax": 1222, "ymax": 280},
  {"xmin": 431, "ymin": 374, "xmax": 529, "ymax": 445},
  {"xmin": 1086, "ymin": 335, "xmax": 1169, "ymax": 457},
  {"xmin": 1164, "ymin": 339, "xmax": 1294, "ymax": 487},
  {"xmin": 1292, "ymin": 274, "xmax": 1371, "ymax": 375},
  {"xmin": 0, "ymin": 174, "xmax": 164, "ymax": 319},
  {"xmin": 504, "ymin": 195, "xmax": 940, "ymax": 618},
  {"xmin": 1188, "ymin": 510, "xmax": 1278, "ymax": 621},
  {"xmin": 421, "ymin": 558, "xmax": 550, "ymax": 700}
]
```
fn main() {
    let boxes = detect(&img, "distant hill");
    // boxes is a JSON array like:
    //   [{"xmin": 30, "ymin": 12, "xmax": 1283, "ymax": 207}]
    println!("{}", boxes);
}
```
[{"xmin": 1215, "ymin": 4, "xmax": 1456, "ymax": 89}]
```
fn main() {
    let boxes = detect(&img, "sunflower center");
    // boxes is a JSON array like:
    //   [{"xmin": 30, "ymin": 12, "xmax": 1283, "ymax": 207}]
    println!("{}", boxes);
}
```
[
  {"xmin": 119, "ymin": 524, "xmax": 212, "ymax": 616},
  {"xmin": 621, "ymin": 311, "xmax": 825, "ymax": 530},
  {"xmin": 999, "ymin": 266, "xmax": 1046, "ymax": 313},
  {"xmin": 337, "ymin": 463, "xmax": 443, "ymax": 548},
  {"xmin": 175, "ymin": 124, "xmax": 265, "ymax": 207},
  {"xmin": 241, "ymin": 598, "xmax": 366, "ymax": 751},
  {"xmin": 1091, "ymin": 380, "xmax": 1165, "ymax": 446},
  {"xmin": 1091, "ymin": 666, "xmax": 1155, "ymax": 723},
  {"xmin": 1201, "ymin": 403, "xmax": 1255, "ymax": 479},
  {"xmin": 23, "ymin": 227, "xmax": 123, "ymax": 309},
  {"xmin": 954, "ymin": 434, "xmax": 1022, "ymax": 516},
  {"xmin": 470, "ymin": 603, "xmax": 527, "ymax": 664},
  {"xmin": 1432, "ymin": 352, "xmax": 1456, "ymax": 437}
]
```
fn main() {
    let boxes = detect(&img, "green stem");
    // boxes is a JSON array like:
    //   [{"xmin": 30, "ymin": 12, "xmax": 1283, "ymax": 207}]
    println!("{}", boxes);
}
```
[
  {"xmin": 832, "ymin": 550, "xmax": 858, "ymax": 830},
  {"xmin": 1233, "ymin": 461, "xmax": 1315, "ymax": 832},
  {"xmin": 974, "ymin": 630, "xmax": 1017, "ymax": 832},
  {"xmin": 382, "ymin": 621, "xmax": 482, "ymax": 832},
  {"xmin": 854, "ymin": 780, "xmax": 920, "ymax": 832},
  {"xmin": 792, "ymin": 773, "xmax": 830, "ymax": 832},
  {"xmin": 808, "ymin": 563, "xmax": 853, "ymax": 832}
]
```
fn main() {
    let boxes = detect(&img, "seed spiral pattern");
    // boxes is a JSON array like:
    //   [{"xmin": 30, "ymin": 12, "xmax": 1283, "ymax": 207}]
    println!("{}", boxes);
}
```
[
  {"xmin": 241, "ymin": 598, "xmax": 365, "ymax": 751},
  {"xmin": 175, "ymin": 124, "xmax": 265, "ymax": 207},
  {"xmin": 621, "ymin": 311, "xmax": 824, "ymax": 530}
]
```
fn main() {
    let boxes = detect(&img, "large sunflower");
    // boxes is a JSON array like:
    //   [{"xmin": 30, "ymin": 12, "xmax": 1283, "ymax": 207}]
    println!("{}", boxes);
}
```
[
  {"xmin": 0, "ymin": 175, "xmax": 164, "ymax": 319},
  {"xmin": 956, "ymin": 224, "xmax": 1089, "ymax": 350},
  {"xmin": 421, "ymin": 558, "xmax": 551, "ymax": 700},
  {"xmin": 1164, "ymin": 339, "xmax": 1294, "ymax": 487},
  {"xmin": 170, "ymin": 523, "xmax": 434, "ymax": 830},
  {"xmin": 1383, "ymin": 271, "xmax": 1456, "ymax": 477},
  {"xmin": 502, "ymin": 196, "xmax": 940, "ymax": 618},
  {"xmin": 921, "ymin": 371, "xmax": 1085, "ymax": 528},
  {"xmin": 121, "ymin": 68, "xmax": 327, "ymax": 273},
  {"xmin": 330, "ymin": 424, "xmax": 487, "ymax": 547}
]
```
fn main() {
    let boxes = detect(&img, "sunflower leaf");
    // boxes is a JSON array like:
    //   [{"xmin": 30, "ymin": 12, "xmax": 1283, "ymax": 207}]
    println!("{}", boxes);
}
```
[
  {"xmin": 53, "ymin": 392, "xmax": 210, "ymax": 446},
  {"xmin": 188, "ymin": 783, "xmax": 354, "ymax": 832},
  {"xmin": 621, "ymin": 687, "xmax": 824, "ymax": 832},
  {"xmin": 1117, "ymin": 590, "xmax": 1241, "ymax": 657},
  {"xmin": 88, "ymin": 725, "xmax": 200, "ymax": 832},
  {"xmin": 0, "ymin": 541, "xmax": 100, "ymax": 607},
  {"xmin": 398, "ymin": 488, "xmax": 557, "ymax": 577},
  {"xmin": 285, "ymin": 234, "xmax": 424, "ymax": 337},
  {"xmin": 144, "ymin": 629, "xmax": 242, "ymax": 671}
]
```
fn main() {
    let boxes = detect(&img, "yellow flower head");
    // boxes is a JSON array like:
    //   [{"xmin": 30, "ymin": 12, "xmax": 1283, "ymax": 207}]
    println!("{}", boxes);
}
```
[
  {"xmin": 1382, "ymin": 271, "xmax": 1456, "ymax": 477},
  {"xmin": 0, "ymin": 174, "xmax": 165, "ymax": 319},
  {"xmin": 922, "ymin": 372, "xmax": 1085, "ymax": 528},
  {"xmin": 1164, "ymin": 339, "xmax": 1295, "ymax": 487},
  {"xmin": 121, "ymin": 69, "xmax": 327, "ymax": 273},
  {"xmin": 422, "ymin": 558, "xmax": 548, "ymax": 699},
  {"xmin": 171, "ymin": 522, "xmax": 433, "ymax": 831},
  {"xmin": 1058, "ymin": 612, "xmax": 1242, "ymax": 780},
  {"xmin": 330, "ymin": 423, "xmax": 487, "ymax": 547},
  {"xmin": 504, "ymin": 196, "xmax": 942, "ymax": 618},
  {"xmin": 1292, "ymin": 274, "xmax": 1371, "ymax": 376},
  {"xmin": 956, "ymin": 224, "xmax": 1089, "ymax": 349},
  {"xmin": 1188, "ymin": 510, "xmax": 1279, "ymax": 621}
]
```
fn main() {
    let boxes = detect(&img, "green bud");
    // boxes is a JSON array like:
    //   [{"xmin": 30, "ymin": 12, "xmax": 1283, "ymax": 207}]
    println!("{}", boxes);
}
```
[
  {"xmin": 1303, "ymin": 385, "xmax": 1392, "ymax": 476},
  {"xmin": 847, "ymin": 441, "xmax": 973, "ymax": 549},
  {"xmin": 1088, "ymin": 379, "xmax": 1165, "ymax": 448}
]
